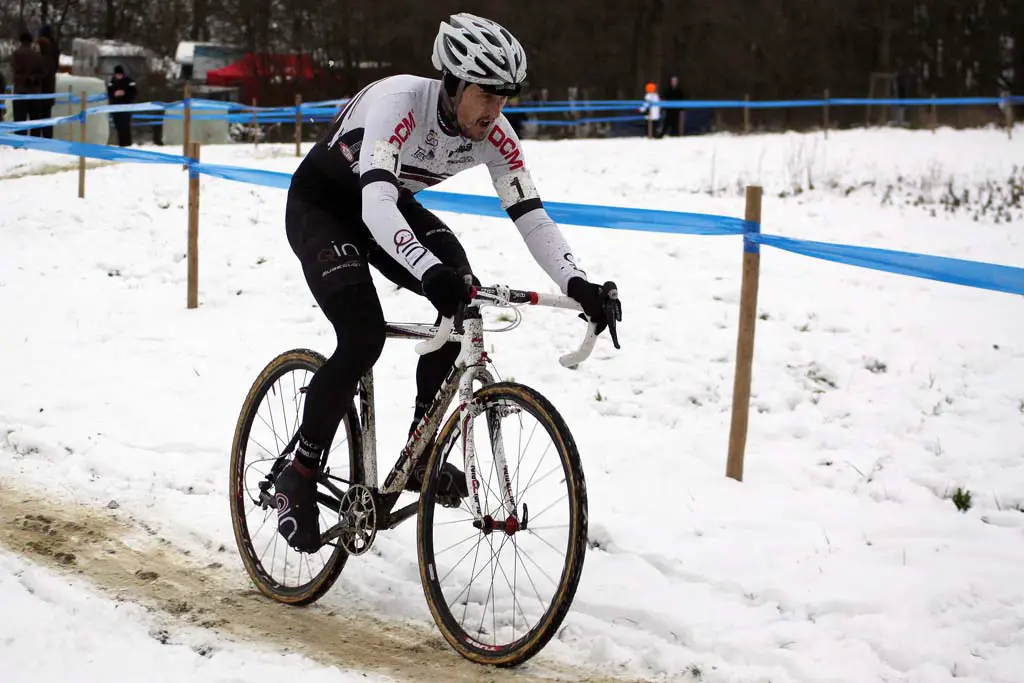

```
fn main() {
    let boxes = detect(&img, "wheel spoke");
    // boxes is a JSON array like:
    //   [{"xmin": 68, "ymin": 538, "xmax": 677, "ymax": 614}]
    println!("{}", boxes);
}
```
[
  {"xmin": 484, "ymin": 532, "xmax": 531, "ymax": 643},
  {"xmin": 247, "ymin": 433, "xmax": 280, "ymax": 460},
  {"xmin": 440, "ymin": 534, "xmax": 485, "ymax": 586},
  {"xmin": 457, "ymin": 536, "xmax": 484, "ymax": 626},
  {"xmin": 515, "ymin": 541, "xmax": 560, "ymax": 593},
  {"xmin": 519, "ymin": 441, "xmax": 554, "ymax": 499},
  {"xmin": 446, "ymin": 534, "xmax": 510, "ymax": 615},
  {"xmin": 432, "ymin": 516, "xmax": 476, "ymax": 527},
  {"xmin": 525, "ymin": 528, "xmax": 566, "ymax": 557},
  {"xmin": 277, "ymin": 376, "xmax": 292, "ymax": 446},
  {"xmin": 436, "ymin": 530, "xmax": 481, "ymax": 557},
  {"xmin": 265, "ymin": 386, "xmax": 285, "ymax": 453},
  {"xmin": 521, "ymin": 492, "xmax": 567, "ymax": 526},
  {"xmin": 512, "ymin": 542, "xmax": 552, "ymax": 614}
]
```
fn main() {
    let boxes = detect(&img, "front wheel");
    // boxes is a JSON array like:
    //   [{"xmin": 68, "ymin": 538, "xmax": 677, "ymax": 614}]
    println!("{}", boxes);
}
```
[{"xmin": 417, "ymin": 382, "xmax": 588, "ymax": 667}]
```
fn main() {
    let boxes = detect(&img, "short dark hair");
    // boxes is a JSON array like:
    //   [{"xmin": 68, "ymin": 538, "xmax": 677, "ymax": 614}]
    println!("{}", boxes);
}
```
[{"xmin": 20, "ymin": 32, "xmax": 33, "ymax": 44}]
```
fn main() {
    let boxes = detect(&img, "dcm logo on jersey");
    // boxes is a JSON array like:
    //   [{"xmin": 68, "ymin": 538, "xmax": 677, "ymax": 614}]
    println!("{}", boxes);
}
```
[
  {"xmin": 487, "ymin": 125, "xmax": 524, "ymax": 171},
  {"xmin": 388, "ymin": 110, "xmax": 417, "ymax": 148}
]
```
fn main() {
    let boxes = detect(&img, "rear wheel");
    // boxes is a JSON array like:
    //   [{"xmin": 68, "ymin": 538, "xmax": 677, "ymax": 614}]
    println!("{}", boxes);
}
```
[
  {"xmin": 417, "ymin": 382, "xmax": 588, "ymax": 666},
  {"xmin": 229, "ymin": 348, "xmax": 362, "ymax": 605}
]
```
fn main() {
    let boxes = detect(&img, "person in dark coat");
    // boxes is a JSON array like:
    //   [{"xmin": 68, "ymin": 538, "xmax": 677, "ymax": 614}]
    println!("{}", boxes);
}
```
[
  {"xmin": 106, "ymin": 65, "xmax": 137, "ymax": 147},
  {"xmin": 12, "ymin": 32, "xmax": 45, "ymax": 136},
  {"xmin": 660, "ymin": 75, "xmax": 686, "ymax": 137},
  {"xmin": 35, "ymin": 28, "xmax": 59, "ymax": 139}
]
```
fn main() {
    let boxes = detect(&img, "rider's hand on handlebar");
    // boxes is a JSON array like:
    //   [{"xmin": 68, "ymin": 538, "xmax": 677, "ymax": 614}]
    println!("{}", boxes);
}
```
[
  {"xmin": 421, "ymin": 264, "xmax": 472, "ymax": 319},
  {"xmin": 567, "ymin": 277, "xmax": 622, "ymax": 348}
]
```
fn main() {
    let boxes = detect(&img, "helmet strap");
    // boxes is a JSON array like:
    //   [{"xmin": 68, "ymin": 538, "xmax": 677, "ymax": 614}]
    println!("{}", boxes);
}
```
[{"xmin": 437, "ymin": 71, "xmax": 467, "ymax": 137}]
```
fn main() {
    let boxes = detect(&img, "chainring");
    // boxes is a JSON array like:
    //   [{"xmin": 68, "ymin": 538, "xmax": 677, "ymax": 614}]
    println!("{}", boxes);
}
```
[{"xmin": 337, "ymin": 484, "xmax": 378, "ymax": 555}]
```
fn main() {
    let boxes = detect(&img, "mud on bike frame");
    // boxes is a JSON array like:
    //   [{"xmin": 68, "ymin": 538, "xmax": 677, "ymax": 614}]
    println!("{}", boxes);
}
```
[{"xmin": 304, "ymin": 282, "xmax": 621, "ymax": 545}]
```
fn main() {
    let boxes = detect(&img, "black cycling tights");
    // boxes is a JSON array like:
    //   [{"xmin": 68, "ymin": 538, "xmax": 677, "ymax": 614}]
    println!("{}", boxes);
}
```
[{"xmin": 296, "ymin": 282, "xmax": 459, "ymax": 464}]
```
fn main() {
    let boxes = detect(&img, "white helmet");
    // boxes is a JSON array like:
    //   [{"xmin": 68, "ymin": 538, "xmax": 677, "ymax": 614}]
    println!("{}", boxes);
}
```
[{"xmin": 431, "ymin": 13, "xmax": 527, "ymax": 95}]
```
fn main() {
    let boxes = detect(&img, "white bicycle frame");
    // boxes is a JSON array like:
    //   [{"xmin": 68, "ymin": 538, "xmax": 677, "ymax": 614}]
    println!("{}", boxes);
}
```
[{"xmin": 354, "ymin": 284, "xmax": 598, "ymax": 527}]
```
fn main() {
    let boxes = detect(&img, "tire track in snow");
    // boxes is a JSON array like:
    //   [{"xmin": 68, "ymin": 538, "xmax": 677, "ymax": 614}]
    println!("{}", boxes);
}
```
[{"xmin": 0, "ymin": 483, "xmax": 643, "ymax": 683}]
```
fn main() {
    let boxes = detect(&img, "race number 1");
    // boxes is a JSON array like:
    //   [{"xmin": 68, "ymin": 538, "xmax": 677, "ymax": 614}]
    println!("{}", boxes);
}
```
[{"xmin": 495, "ymin": 171, "xmax": 539, "ymax": 210}]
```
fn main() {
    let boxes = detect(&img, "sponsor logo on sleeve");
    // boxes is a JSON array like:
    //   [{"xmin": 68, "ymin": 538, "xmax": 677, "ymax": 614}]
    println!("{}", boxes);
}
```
[
  {"xmin": 388, "ymin": 109, "xmax": 417, "ymax": 148},
  {"xmin": 393, "ymin": 228, "xmax": 429, "ymax": 268},
  {"xmin": 487, "ymin": 125, "xmax": 524, "ymax": 171}
]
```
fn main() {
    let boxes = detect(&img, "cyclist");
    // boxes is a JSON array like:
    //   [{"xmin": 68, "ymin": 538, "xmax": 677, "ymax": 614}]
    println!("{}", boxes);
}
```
[{"xmin": 275, "ymin": 12, "xmax": 618, "ymax": 552}]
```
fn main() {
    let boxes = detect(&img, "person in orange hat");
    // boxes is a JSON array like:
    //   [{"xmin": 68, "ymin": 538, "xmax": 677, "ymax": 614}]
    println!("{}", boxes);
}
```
[{"xmin": 643, "ymin": 81, "xmax": 661, "ymax": 137}]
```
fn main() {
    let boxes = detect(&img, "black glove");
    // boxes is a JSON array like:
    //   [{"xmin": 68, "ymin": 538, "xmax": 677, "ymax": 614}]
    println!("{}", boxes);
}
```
[
  {"xmin": 421, "ymin": 264, "xmax": 471, "ymax": 319},
  {"xmin": 567, "ymin": 277, "xmax": 610, "ymax": 335}
]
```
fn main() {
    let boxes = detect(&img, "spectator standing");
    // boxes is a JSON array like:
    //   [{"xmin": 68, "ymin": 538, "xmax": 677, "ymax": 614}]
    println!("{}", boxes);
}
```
[
  {"xmin": 642, "ymin": 81, "xmax": 661, "ymax": 138},
  {"xmin": 35, "ymin": 26, "xmax": 59, "ymax": 139},
  {"xmin": 661, "ymin": 75, "xmax": 685, "ymax": 136},
  {"xmin": 12, "ymin": 32, "xmax": 44, "ymax": 136},
  {"xmin": 106, "ymin": 65, "xmax": 137, "ymax": 147}
]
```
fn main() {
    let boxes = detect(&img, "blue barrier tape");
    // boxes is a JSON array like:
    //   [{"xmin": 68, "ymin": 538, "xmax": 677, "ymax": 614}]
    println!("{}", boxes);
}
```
[
  {"xmin": 744, "ymin": 219, "xmax": 761, "ymax": 255},
  {"xmin": 532, "ymin": 115, "xmax": 649, "ymax": 126},
  {"xmin": 174, "ymin": 160, "xmax": 750, "ymax": 236},
  {"xmin": 1, "ymin": 92, "xmax": 108, "ymax": 103},
  {"xmin": 506, "ymin": 104, "xmax": 640, "ymax": 114},
  {"xmin": 0, "ymin": 132, "xmax": 190, "ymax": 165},
  {"xmin": 750, "ymin": 234, "xmax": 1024, "ymax": 296},
  {"xmin": 3, "ymin": 129, "xmax": 1020, "ymax": 297},
  {"xmin": 0, "ymin": 112, "xmax": 83, "ymax": 132},
  {"xmin": 190, "ymin": 162, "xmax": 292, "ymax": 189},
  {"xmin": 422, "ymin": 192, "xmax": 750, "ymax": 236},
  {"xmin": 2, "ymin": 92, "xmax": 76, "ymax": 101}
]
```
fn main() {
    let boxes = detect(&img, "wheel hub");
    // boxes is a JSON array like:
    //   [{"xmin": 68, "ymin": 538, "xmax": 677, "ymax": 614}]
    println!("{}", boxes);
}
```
[{"xmin": 472, "ymin": 503, "xmax": 529, "ymax": 536}]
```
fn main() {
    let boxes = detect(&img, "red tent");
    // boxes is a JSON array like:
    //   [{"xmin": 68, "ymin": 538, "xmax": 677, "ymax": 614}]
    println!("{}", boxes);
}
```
[{"xmin": 206, "ymin": 53, "xmax": 317, "ymax": 101}]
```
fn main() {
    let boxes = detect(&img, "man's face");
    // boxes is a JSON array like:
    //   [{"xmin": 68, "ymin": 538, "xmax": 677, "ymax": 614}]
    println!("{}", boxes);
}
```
[{"xmin": 456, "ymin": 84, "xmax": 507, "ymax": 141}]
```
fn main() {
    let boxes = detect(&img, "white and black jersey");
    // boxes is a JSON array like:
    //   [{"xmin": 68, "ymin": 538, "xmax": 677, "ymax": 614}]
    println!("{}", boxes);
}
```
[{"xmin": 293, "ymin": 75, "xmax": 586, "ymax": 293}]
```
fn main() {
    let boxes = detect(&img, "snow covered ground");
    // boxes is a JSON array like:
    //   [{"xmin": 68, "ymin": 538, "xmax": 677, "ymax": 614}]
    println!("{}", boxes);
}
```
[
  {"xmin": 0, "ymin": 544, "xmax": 389, "ymax": 683},
  {"xmin": 2, "ymin": 124, "xmax": 1023, "ymax": 683}
]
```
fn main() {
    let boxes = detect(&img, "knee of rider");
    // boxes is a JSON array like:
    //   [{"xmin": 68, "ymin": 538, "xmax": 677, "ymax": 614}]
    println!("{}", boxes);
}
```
[{"xmin": 339, "ymin": 315, "xmax": 386, "ymax": 371}]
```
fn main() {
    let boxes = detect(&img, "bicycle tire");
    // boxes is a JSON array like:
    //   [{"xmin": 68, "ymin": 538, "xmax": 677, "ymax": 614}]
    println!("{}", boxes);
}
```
[
  {"xmin": 416, "ymin": 382, "xmax": 588, "ymax": 667},
  {"xmin": 229, "ymin": 348, "xmax": 361, "ymax": 606}
]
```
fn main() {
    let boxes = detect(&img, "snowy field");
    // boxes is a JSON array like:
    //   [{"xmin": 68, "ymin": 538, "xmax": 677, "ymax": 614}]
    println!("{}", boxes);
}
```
[{"xmin": 2, "ymin": 124, "xmax": 1023, "ymax": 683}]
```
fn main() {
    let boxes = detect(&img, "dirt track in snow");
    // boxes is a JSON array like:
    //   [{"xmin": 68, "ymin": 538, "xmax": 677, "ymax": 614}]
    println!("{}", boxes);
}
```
[{"xmin": 0, "ymin": 483, "xmax": 640, "ymax": 683}]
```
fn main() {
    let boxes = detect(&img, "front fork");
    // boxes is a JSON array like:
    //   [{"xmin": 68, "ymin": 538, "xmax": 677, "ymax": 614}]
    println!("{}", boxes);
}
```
[{"xmin": 458, "ymin": 317, "xmax": 519, "ymax": 527}]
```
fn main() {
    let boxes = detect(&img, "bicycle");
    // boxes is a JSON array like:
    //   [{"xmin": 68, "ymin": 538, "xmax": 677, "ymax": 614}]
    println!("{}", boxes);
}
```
[{"xmin": 228, "ymin": 281, "xmax": 621, "ymax": 667}]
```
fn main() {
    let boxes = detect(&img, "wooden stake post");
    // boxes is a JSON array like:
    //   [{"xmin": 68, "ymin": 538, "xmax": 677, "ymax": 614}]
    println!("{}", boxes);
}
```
[
  {"xmin": 1007, "ymin": 96, "xmax": 1015, "ymax": 140},
  {"xmin": 823, "ymin": 89, "xmax": 830, "ymax": 139},
  {"xmin": 726, "ymin": 186, "xmax": 764, "ymax": 481},
  {"xmin": 252, "ymin": 98, "xmax": 258, "ymax": 148},
  {"xmin": 744, "ymin": 94, "xmax": 751, "ymax": 134},
  {"xmin": 295, "ymin": 93, "xmax": 303, "ymax": 157},
  {"xmin": 78, "ymin": 91, "xmax": 87, "ymax": 199},
  {"xmin": 187, "ymin": 142, "xmax": 201, "ymax": 309}
]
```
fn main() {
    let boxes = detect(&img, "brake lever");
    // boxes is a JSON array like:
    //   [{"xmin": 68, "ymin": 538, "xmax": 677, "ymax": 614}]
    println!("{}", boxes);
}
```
[
  {"xmin": 602, "ymin": 281, "xmax": 622, "ymax": 350},
  {"xmin": 453, "ymin": 299, "xmax": 467, "ymax": 335},
  {"xmin": 453, "ymin": 274, "xmax": 476, "ymax": 335}
]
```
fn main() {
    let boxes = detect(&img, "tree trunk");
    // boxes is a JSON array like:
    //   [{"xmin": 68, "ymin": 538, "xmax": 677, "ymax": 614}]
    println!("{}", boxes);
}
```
[
  {"xmin": 191, "ymin": 0, "xmax": 207, "ymax": 41},
  {"xmin": 104, "ymin": 0, "xmax": 117, "ymax": 38}
]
